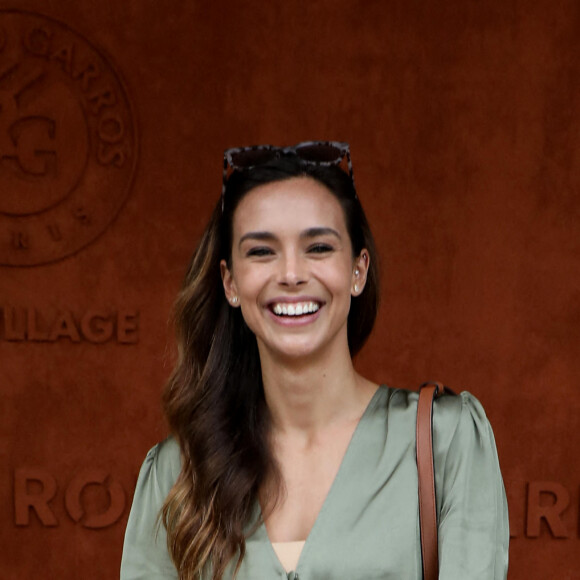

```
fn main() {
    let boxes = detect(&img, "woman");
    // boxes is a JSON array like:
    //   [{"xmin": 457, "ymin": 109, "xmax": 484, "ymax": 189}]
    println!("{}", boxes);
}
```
[{"xmin": 121, "ymin": 142, "xmax": 509, "ymax": 579}]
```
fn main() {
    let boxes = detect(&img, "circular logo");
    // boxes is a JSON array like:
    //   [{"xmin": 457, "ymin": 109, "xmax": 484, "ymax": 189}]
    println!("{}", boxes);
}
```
[{"xmin": 0, "ymin": 10, "xmax": 138, "ymax": 266}]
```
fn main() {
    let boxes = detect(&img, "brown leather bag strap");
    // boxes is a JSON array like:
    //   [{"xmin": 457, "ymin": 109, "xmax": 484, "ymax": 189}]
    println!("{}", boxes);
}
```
[{"xmin": 417, "ymin": 381, "xmax": 453, "ymax": 580}]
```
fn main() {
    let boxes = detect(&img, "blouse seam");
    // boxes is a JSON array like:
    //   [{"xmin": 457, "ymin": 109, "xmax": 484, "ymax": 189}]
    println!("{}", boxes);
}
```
[
  {"xmin": 489, "ymin": 419, "xmax": 504, "ymax": 578},
  {"xmin": 436, "ymin": 393, "xmax": 466, "ymax": 529}
]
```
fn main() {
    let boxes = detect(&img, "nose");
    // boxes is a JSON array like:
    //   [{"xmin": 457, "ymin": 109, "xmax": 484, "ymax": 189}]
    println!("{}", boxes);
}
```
[{"xmin": 277, "ymin": 251, "xmax": 307, "ymax": 287}]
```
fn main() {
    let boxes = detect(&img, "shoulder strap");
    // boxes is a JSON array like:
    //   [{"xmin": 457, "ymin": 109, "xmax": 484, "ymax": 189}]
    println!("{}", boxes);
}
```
[{"xmin": 416, "ymin": 382, "xmax": 454, "ymax": 580}]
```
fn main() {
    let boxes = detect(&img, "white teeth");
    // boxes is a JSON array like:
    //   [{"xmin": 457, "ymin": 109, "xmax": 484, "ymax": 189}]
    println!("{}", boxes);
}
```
[{"xmin": 272, "ymin": 301, "xmax": 320, "ymax": 317}]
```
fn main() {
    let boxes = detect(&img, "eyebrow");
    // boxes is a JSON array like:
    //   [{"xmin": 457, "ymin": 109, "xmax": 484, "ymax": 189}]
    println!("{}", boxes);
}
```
[
  {"xmin": 238, "ymin": 227, "xmax": 342, "ymax": 247},
  {"xmin": 301, "ymin": 227, "xmax": 342, "ymax": 241}
]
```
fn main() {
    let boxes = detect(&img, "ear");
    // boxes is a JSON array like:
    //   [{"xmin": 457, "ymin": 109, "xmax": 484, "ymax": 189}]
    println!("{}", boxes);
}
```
[
  {"xmin": 220, "ymin": 259, "xmax": 240, "ymax": 307},
  {"xmin": 351, "ymin": 249, "xmax": 370, "ymax": 297}
]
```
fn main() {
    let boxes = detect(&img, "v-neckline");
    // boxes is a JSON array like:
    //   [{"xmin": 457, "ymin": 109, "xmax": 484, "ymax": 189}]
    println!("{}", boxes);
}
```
[{"xmin": 259, "ymin": 385, "xmax": 385, "ymax": 575}]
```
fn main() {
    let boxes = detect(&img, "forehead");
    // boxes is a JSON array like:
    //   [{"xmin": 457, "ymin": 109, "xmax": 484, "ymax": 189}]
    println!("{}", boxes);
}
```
[{"xmin": 232, "ymin": 176, "xmax": 348, "ymax": 237}]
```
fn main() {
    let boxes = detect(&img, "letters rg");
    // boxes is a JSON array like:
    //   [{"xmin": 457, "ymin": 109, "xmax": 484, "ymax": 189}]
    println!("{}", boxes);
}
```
[{"xmin": 0, "ymin": 75, "xmax": 57, "ymax": 178}]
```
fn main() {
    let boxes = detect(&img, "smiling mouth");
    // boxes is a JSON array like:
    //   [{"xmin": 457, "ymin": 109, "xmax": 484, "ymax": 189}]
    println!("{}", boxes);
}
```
[{"xmin": 271, "ymin": 301, "xmax": 321, "ymax": 317}]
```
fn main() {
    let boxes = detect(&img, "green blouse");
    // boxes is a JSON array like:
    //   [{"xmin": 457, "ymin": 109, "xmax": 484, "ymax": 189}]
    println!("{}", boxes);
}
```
[{"xmin": 120, "ymin": 386, "xmax": 509, "ymax": 579}]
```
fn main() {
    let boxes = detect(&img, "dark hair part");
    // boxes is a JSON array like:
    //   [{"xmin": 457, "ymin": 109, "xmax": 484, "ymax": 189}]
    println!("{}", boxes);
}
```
[{"xmin": 161, "ymin": 155, "xmax": 380, "ymax": 579}]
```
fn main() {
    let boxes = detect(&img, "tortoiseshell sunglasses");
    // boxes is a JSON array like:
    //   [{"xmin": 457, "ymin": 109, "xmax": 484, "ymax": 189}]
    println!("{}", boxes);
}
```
[{"xmin": 221, "ymin": 140, "xmax": 355, "ymax": 211}]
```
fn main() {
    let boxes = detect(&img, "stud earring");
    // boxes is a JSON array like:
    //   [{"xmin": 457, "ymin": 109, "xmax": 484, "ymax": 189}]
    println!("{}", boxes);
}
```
[
  {"xmin": 354, "ymin": 269, "xmax": 360, "ymax": 277},
  {"xmin": 231, "ymin": 296, "xmax": 238, "ymax": 304},
  {"xmin": 354, "ymin": 284, "xmax": 359, "ymax": 293}
]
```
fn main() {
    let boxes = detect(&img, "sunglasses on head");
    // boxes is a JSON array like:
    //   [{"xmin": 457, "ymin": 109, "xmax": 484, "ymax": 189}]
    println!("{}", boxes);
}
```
[{"xmin": 221, "ymin": 140, "xmax": 355, "ymax": 211}]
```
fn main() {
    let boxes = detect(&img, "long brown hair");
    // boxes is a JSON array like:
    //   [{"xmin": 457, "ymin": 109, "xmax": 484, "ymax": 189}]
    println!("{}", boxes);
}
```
[{"xmin": 161, "ymin": 156, "xmax": 380, "ymax": 579}]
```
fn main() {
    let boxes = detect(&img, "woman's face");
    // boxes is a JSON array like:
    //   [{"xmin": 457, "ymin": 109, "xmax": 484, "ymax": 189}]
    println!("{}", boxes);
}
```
[{"xmin": 221, "ymin": 176, "xmax": 369, "ymax": 362}]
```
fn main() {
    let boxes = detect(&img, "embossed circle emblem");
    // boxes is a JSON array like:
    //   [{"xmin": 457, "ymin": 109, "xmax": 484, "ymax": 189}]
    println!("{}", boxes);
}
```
[{"xmin": 0, "ymin": 11, "xmax": 137, "ymax": 266}]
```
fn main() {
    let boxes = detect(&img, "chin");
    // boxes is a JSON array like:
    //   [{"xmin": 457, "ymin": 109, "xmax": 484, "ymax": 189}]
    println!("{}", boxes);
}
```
[{"xmin": 271, "ymin": 339, "xmax": 329, "ymax": 361}]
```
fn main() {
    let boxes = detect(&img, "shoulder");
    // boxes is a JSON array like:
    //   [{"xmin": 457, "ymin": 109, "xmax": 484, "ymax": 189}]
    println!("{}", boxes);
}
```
[
  {"xmin": 121, "ymin": 437, "xmax": 181, "ymax": 578},
  {"xmin": 385, "ymin": 385, "xmax": 487, "ymax": 419},
  {"xmin": 432, "ymin": 390, "xmax": 494, "ymax": 458},
  {"xmin": 136, "ymin": 436, "xmax": 182, "ymax": 496},
  {"xmin": 381, "ymin": 386, "xmax": 493, "ymax": 450},
  {"xmin": 142, "ymin": 436, "xmax": 181, "ymax": 469}
]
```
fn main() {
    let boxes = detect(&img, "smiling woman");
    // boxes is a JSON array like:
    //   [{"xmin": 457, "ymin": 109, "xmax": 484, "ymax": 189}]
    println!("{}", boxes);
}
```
[
  {"xmin": 221, "ymin": 177, "xmax": 370, "ymax": 362},
  {"xmin": 120, "ymin": 143, "xmax": 509, "ymax": 580}
]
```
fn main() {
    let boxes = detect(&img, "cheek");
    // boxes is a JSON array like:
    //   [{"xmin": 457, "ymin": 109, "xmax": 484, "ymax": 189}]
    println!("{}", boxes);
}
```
[
  {"xmin": 233, "ymin": 264, "xmax": 269, "ymax": 300},
  {"xmin": 322, "ymin": 262, "xmax": 355, "ymax": 291}
]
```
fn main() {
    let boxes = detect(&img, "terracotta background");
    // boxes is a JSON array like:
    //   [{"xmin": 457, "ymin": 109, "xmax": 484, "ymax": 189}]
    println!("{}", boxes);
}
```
[{"xmin": 1, "ymin": 1, "xmax": 579, "ymax": 578}]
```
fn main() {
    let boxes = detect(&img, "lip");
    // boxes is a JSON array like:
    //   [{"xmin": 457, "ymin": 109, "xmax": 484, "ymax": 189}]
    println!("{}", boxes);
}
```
[
  {"xmin": 265, "ymin": 296, "xmax": 325, "ymax": 326},
  {"xmin": 266, "ymin": 295, "xmax": 325, "ymax": 306}
]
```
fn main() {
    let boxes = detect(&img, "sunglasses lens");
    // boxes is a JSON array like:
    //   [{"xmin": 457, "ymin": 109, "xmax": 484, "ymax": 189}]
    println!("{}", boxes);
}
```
[
  {"xmin": 223, "ymin": 142, "xmax": 356, "ymax": 208},
  {"xmin": 229, "ymin": 148, "xmax": 277, "ymax": 169},
  {"xmin": 295, "ymin": 143, "xmax": 345, "ymax": 163}
]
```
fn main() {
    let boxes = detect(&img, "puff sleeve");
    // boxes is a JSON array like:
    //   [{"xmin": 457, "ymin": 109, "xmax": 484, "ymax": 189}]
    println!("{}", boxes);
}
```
[
  {"xmin": 433, "ymin": 391, "xmax": 509, "ymax": 579},
  {"xmin": 120, "ymin": 438, "xmax": 180, "ymax": 579}
]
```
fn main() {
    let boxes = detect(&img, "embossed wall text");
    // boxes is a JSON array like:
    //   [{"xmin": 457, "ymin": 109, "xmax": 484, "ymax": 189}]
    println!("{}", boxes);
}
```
[
  {"xmin": 10, "ymin": 474, "xmax": 580, "ymax": 538},
  {"xmin": 508, "ymin": 481, "xmax": 579, "ymax": 539},
  {"xmin": 0, "ymin": 10, "xmax": 137, "ymax": 266},
  {"xmin": 1, "ymin": 306, "xmax": 139, "ymax": 343},
  {"xmin": 14, "ymin": 468, "xmax": 126, "ymax": 528}
]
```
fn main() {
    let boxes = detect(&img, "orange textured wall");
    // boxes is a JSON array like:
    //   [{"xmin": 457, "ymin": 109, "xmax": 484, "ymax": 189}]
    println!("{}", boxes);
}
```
[{"xmin": 1, "ymin": 1, "xmax": 579, "ymax": 578}]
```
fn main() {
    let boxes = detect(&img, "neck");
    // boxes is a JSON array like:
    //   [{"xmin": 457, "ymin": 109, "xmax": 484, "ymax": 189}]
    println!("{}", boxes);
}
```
[{"xmin": 258, "ymin": 341, "xmax": 376, "ymax": 437}]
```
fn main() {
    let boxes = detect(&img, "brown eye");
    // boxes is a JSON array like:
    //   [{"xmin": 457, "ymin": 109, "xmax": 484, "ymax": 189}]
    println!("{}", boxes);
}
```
[
  {"xmin": 308, "ymin": 244, "xmax": 333, "ymax": 254},
  {"xmin": 246, "ymin": 247, "xmax": 274, "ymax": 257}
]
